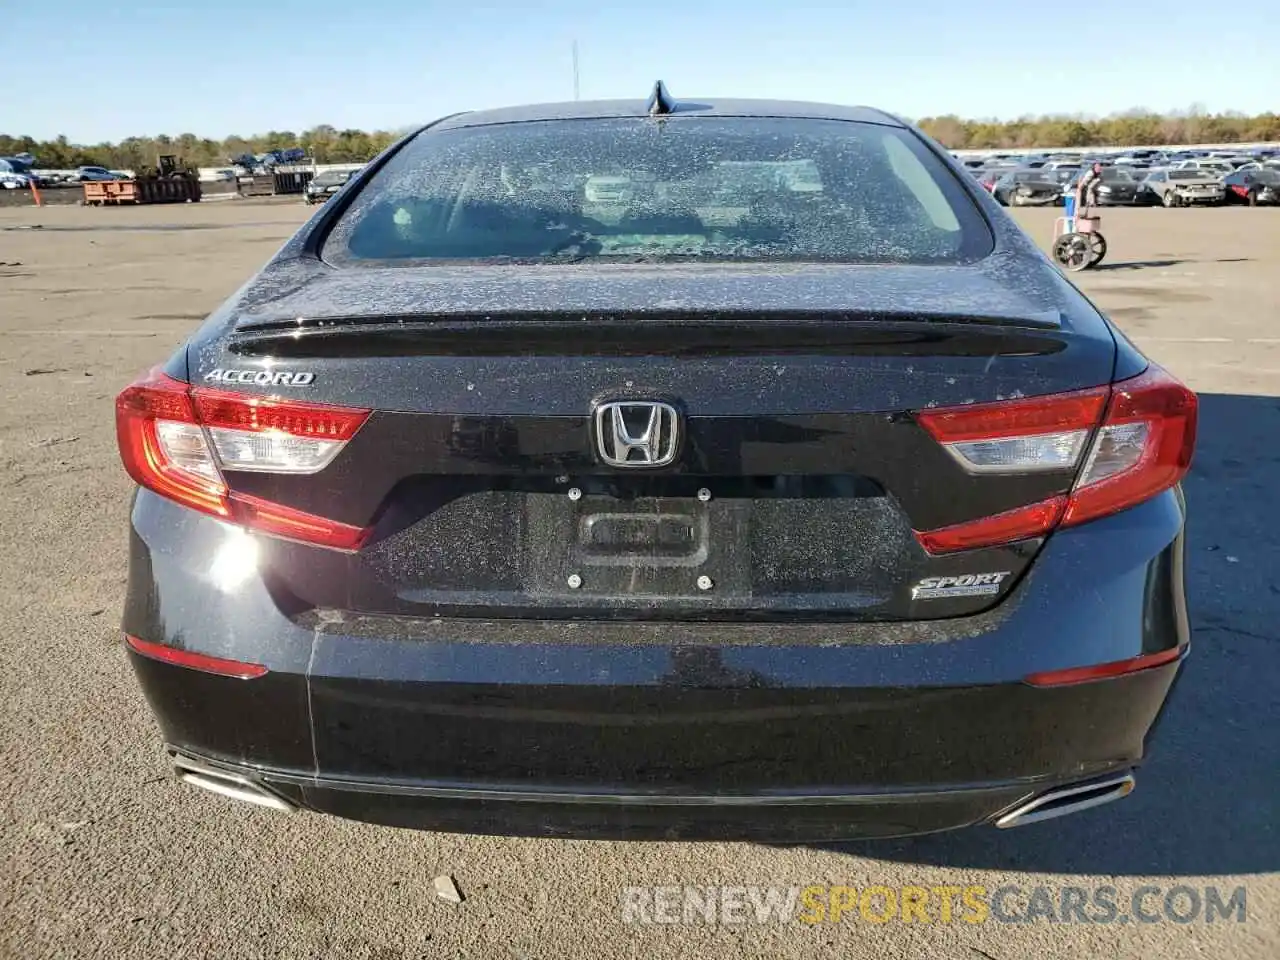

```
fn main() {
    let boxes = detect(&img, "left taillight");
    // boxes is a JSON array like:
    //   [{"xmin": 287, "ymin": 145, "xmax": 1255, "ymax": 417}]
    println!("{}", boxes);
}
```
[
  {"xmin": 116, "ymin": 370, "xmax": 231, "ymax": 519},
  {"xmin": 116, "ymin": 368, "xmax": 371, "ymax": 550}
]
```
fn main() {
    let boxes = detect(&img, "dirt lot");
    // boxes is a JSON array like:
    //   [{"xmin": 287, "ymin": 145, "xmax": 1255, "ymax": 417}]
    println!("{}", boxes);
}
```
[{"xmin": 1, "ymin": 202, "xmax": 1277, "ymax": 959}]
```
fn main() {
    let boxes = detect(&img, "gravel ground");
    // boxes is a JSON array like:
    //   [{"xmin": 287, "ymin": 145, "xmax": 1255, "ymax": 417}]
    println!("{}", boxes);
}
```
[{"xmin": 1, "ymin": 202, "xmax": 1277, "ymax": 959}]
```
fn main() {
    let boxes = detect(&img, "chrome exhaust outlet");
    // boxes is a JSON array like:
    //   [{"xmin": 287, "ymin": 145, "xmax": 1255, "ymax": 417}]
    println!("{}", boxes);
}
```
[
  {"xmin": 172, "ymin": 754, "xmax": 297, "ymax": 813},
  {"xmin": 995, "ymin": 772, "xmax": 1135, "ymax": 829}
]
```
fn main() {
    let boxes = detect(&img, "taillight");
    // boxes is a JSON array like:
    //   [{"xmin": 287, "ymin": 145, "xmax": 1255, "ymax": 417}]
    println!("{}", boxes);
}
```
[
  {"xmin": 913, "ymin": 365, "xmax": 1197, "ymax": 553},
  {"xmin": 116, "ymin": 372, "xmax": 231, "ymax": 518},
  {"xmin": 193, "ymin": 388, "xmax": 367, "ymax": 474},
  {"xmin": 1061, "ymin": 365, "xmax": 1197, "ymax": 527},
  {"xmin": 116, "ymin": 368, "xmax": 371, "ymax": 550},
  {"xmin": 917, "ymin": 386, "xmax": 1109, "ymax": 474},
  {"xmin": 914, "ymin": 496, "xmax": 1068, "ymax": 555}
]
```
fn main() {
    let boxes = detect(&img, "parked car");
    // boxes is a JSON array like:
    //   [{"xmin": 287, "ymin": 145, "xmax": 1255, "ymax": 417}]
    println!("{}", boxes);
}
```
[
  {"xmin": 0, "ymin": 155, "xmax": 36, "ymax": 175},
  {"xmin": 75, "ymin": 166, "xmax": 124, "ymax": 182},
  {"xmin": 303, "ymin": 168, "xmax": 358, "ymax": 204},
  {"xmin": 1143, "ymin": 169, "xmax": 1227, "ymax": 206},
  {"xmin": 115, "ymin": 89, "xmax": 1197, "ymax": 841},
  {"xmin": 1222, "ymin": 168, "xmax": 1280, "ymax": 205},
  {"xmin": 0, "ymin": 156, "xmax": 42, "ymax": 186},
  {"xmin": 991, "ymin": 169, "xmax": 1065, "ymax": 206}
]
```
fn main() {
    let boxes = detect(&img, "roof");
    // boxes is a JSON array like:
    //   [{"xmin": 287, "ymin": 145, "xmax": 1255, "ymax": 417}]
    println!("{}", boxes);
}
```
[{"xmin": 431, "ymin": 98, "xmax": 905, "ymax": 132}]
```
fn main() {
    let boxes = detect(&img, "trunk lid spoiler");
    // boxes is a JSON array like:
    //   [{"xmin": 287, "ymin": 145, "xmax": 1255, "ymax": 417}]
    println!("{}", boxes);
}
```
[{"xmin": 229, "ymin": 255, "xmax": 1073, "ymax": 334}]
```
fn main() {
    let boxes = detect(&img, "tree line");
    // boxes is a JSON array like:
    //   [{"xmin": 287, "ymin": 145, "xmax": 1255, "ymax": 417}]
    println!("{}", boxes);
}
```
[
  {"xmin": 4, "ymin": 112, "xmax": 1279, "ymax": 169},
  {"xmin": 0, "ymin": 126, "xmax": 402, "ymax": 170},
  {"xmin": 918, "ymin": 110, "xmax": 1280, "ymax": 150}
]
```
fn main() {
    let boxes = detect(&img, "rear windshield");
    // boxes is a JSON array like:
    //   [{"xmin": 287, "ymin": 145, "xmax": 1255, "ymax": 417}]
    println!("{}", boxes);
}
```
[{"xmin": 323, "ymin": 117, "xmax": 993, "ymax": 265}]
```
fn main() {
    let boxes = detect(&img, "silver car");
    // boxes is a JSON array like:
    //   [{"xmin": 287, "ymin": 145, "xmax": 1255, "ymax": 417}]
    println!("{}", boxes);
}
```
[{"xmin": 1143, "ymin": 169, "xmax": 1226, "ymax": 207}]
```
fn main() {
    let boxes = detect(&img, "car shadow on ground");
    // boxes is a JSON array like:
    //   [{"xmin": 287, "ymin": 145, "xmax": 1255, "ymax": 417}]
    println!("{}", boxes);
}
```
[{"xmin": 799, "ymin": 392, "xmax": 1280, "ymax": 877}]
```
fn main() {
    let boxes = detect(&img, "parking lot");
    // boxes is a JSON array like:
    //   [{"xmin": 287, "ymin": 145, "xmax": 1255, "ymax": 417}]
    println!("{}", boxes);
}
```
[{"xmin": 1, "ymin": 201, "xmax": 1277, "ymax": 959}]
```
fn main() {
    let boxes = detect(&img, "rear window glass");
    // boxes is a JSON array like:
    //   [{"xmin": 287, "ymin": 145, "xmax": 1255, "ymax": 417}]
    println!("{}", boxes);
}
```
[{"xmin": 323, "ymin": 117, "xmax": 992, "ymax": 265}]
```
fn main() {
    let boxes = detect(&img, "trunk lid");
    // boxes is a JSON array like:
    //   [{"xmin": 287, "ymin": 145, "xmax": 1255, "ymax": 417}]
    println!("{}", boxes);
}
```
[{"xmin": 189, "ymin": 258, "xmax": 1117, "ymax": 622}]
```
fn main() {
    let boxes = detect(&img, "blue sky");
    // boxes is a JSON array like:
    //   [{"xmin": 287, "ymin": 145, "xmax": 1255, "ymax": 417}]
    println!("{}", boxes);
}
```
[{"xmin": 3, "ymin": 0, "xmax": 1275, "ymax": 142}]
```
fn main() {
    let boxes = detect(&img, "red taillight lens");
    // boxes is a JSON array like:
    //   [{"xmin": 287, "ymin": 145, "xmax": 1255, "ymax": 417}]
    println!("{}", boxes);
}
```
[
  {"xmin": 116, "ymin": 370, "xmax": 230, "ymax": 518},
  {"xmin": 917, "ymin": 386, "xmax": 1109, "ymax": 444},
  {"xmin": 228, "ymin": 492, "xmax": 370, "ymax": 551},
  {"xmin": 194, "ymin": 386, "xmax": 369, "ymax": 475},
  {"xmin": 115, "ymin": 368, "xmax": 371, "ymax": 550},
  {"xmin": 913, "ymin": 365, "xmax": 1197, "ymax": 554},
  {"xmin": 1061, "ymin": 365, "xmax": 1197, "ymax": 527},
  {"xmin": 917, "ymin": 386, "xmax": 1108, "ymax": 476},
  {"xmin": 914, "ymin": 496, "xmax": 1068, "ymax": 555}
]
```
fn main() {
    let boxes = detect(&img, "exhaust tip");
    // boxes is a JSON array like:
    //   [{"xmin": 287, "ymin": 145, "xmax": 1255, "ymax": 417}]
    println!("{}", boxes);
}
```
[
  {"xmin": 172, "ymin": 754, "xmax": 297, "ymax": 814},
  {"xmin": 995, "ymin": 772, "xmax": 1134, "ymax": 829}
]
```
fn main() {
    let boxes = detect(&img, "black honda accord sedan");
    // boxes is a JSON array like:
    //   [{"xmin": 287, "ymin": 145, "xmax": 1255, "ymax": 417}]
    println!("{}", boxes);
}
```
[{"xmin": 116, "ymin": 86, "xmax": 1196, "ymax": 840}]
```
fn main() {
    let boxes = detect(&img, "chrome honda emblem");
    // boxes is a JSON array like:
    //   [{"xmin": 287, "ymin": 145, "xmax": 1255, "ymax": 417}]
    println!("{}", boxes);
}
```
[{"xmin": 594, "ymin": 401, "xmax": 680, "ymax": 467}]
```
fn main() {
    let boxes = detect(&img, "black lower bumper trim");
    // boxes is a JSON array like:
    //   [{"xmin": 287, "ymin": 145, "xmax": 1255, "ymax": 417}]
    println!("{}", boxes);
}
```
[{"xmin": 167, "ymin": 749, "xmax": 1132, "ymax": 841}]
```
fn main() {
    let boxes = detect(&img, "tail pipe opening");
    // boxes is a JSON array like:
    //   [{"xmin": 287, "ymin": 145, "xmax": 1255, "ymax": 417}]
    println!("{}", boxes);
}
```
[
  {"xmin": 994, "ymin": 772, "xmax": 1135, "ymax": 829},
  {"xmin": 171, "ymin": 753, "xmax": 297, "ymax": 814}
]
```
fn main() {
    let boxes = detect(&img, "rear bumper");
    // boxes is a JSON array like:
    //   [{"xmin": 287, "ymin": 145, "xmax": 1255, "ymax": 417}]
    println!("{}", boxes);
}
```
[
  {"xmin": 124, "ymin": 488, "xmax": 1190, "ymax": 838},
  {"xmin": 1175, "ymin": 191, "xmax": 1225, "ymax": 204}
]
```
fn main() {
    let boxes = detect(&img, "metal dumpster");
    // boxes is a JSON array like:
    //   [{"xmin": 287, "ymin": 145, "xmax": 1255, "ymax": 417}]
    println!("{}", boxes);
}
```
[
  {"xmin": 272, "ymin": 170, "xmax": 313, "ymax": 195},
  {"xmin": 83, "ymin": 179, "xmax": 201, "ymax": 205}
]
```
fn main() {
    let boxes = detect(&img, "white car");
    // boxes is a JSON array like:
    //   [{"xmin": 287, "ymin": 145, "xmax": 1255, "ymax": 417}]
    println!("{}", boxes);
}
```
[{"xmin": 1, "ymin": 172, "xmax": 33, "ymax": 189}]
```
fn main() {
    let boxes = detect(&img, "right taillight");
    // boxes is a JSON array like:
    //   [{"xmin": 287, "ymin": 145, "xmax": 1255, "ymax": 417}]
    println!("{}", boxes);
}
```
[
  {"xmin": 913, "ymin": 364, "xmax": 1197, "ymax": 553},
  {"xmin": 1061, "ymin": 364, "xmax": 1198, "ymax": 527},
  {"xmin": 116, "ymin": 368, "xmax": 371, "ymax": 550}
]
